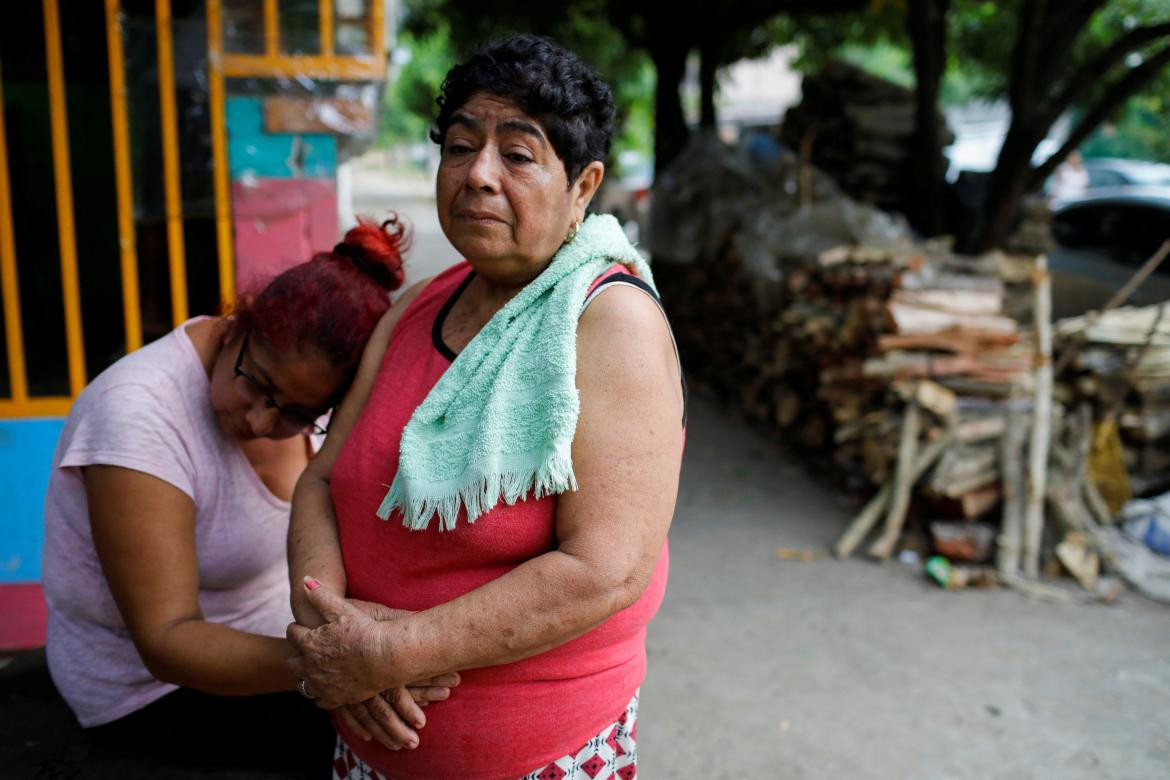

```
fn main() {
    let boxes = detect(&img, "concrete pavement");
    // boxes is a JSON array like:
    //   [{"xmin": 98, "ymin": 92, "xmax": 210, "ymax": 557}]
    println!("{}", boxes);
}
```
[{"xmin": 640, "ymin": 394, "xmax": 1170, "ymax": 779}]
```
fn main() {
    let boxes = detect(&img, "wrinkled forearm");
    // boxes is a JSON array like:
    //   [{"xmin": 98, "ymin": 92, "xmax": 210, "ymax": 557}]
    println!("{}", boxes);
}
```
[
  {"xmin": 370, "ymin": 546, "xmax": 657, "ymax": 689},
  {"xmin": 289, "ymin": 471, "xmax": 347, "ymax": 628}
]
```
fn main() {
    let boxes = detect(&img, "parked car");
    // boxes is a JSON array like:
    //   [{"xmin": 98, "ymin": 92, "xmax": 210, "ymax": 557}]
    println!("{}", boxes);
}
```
[
  {"xmin": 1048, "ymin": 185, "xmax": 1170, "ymax": 318},
  {"xmin": 1082, "ymin": 157, "xmax": 1170, "ymax": 189}
]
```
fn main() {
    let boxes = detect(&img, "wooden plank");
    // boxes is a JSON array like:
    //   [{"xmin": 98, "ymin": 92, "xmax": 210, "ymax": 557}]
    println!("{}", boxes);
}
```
[
  {"xmin": 892, "ymin": 289, "xmax": 1003, "ymax": 316},
  {"xmin": 868, "ymin": 400, "xmax": 921, "ymax": 559},
  {"xmin": 263, "ymin": 96, "xmax": 375, "ymax": 135},
  {"xmin": 878, "ymin": 330, "xmax": 1020, "ymax": 353},
  {"xmin": 887, "ymin": 301, "xmax": 1018, "ymax": 335}
]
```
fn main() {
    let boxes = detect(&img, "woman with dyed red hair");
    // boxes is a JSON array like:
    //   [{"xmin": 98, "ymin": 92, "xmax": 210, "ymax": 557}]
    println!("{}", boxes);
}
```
[{"xmin": 41, "ymin": 218, "xmax": 455, "ymax": 777}]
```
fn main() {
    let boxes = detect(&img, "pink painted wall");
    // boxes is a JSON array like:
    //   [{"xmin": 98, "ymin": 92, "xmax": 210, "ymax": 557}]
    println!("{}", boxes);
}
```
[{"xmin": 232, "ymin": 178, "xmax": 339, "ymax": 295}]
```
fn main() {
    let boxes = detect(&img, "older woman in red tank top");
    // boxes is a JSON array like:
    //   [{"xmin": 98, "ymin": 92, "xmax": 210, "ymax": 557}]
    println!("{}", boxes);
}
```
[{"xmin": 287, "ymin": 35, "xmax": 685, "ymax": 780}]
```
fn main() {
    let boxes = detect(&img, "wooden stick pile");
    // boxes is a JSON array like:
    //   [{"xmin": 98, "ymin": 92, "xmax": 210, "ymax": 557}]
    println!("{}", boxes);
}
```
[
  {"xmin": 656, "ymin": 239, "xmax": 1107, "ymax": 578},
  {"xmin": 1056, "ymin": 304, "xmax": 1170, "ymax": 498},
  {"xmin": 660, "ymin": 238, "xmax": 1170, "ymax": 595}
]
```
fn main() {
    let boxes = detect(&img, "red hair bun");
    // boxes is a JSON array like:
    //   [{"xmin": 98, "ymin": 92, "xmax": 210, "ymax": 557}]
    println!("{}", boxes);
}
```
[{"xmin": 333, "ymin": 214, "xmax": 410, "ymax": 292}]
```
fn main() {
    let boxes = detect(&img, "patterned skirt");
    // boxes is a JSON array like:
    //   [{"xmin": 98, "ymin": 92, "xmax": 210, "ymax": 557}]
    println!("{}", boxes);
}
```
[{"xmin": 332, "ymin": 690, "xmax": 639, "ymax": 780}]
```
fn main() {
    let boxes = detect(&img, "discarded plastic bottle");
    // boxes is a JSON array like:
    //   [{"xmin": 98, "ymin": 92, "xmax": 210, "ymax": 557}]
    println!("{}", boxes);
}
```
[{"xmin": 925, "ymin": 555, "xmax": 998, "ymax": 589}]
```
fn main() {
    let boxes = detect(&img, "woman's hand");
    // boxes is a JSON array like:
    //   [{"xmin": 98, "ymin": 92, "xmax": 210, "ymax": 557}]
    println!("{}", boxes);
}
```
[
  {"xmin": 290, "ymin": 582, "xmax": 460, "ymax": 749},
  {"xmin": 335, "ymin": 676, "xmax": 457, "ymax": 751},
  {"xmin": 287, "ymin": 578, "xmax": 406, "ymax": 708},
  {"xmin": 346, "ymin": 598, "xmax": 408, "ymax": 622}
]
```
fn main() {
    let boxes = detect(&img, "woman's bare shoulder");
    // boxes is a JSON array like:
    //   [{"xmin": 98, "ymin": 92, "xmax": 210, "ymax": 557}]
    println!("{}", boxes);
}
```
[
  {"xmin": 576, "ymin": 283, "xmax": 680, "ymax": 412},
  {"xmin": 374, "ymin": 277, "xmax": 434, "ymax": 343},
  {"xmin": 577, "ymin": 283, "xmax": 675, "ymax": 357}
]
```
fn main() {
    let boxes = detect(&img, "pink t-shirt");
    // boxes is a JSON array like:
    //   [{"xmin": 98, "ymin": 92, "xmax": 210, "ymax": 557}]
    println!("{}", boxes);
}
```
[{"xmin": 42, "ymin": 319, "xmax": 297, "ymax": 727}]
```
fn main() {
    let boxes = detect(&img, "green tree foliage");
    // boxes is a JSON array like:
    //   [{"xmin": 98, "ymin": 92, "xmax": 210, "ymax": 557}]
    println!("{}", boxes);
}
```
[
  {"xmin": 388, "ymin": 0, "xmax": 868, "ymax": 173},
  {"xmin": 781, "ymin": 0, "xmax": 1169, "ymax": 122},
  {"xmin": 1074, "ymin": 1, "xmax": 1170, "ymax": 163},
  {"xmin": 379, "ymin": 21, "xmax": 455, "ymax": 147},
  {"xmin": 380, "ymin": 0, "xmax": 656, "ymax": 158},
  {"xmin": 1081, "ymin": 86, "xmax": 1170, "ymax": 163}
]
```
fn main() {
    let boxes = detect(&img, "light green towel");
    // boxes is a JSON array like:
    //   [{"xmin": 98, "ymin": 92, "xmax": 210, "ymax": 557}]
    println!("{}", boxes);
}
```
[{"xmin": 377, "ymin": 213, "xmax": 655, "ymax": 531}]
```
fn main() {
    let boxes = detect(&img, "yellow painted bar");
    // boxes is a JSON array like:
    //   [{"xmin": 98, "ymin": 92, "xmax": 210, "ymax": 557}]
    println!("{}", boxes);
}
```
[
  {"xmin": 0, "ymin": 62, "xmax": 29, "ymax": 403},
  {"xmin": 370, "ymin": 0, "xmax": 385, "ymax": 62},
  {"xmin": 221, "ymin": 54, "xmax": 385, "ymax": 79},
  {"xmin": 105, "ymin": 0, "xmax": 142, "ymax": 352},
  {"xmin": 0, "ymin": 397, "xmax": 74, "ymax": 418},
  {"xmin": 264, "ymin": 0, "xmax": 279, "ymax": 57},
  {"xmin": 43, "ymin": 0, "xmax": 87, "ymax": 396},
  {"xmin": 206, "ymin": 0, "xmax": 235, "ymax": 306},
  {"xmin": 319, "ymin": 0, "xmax": 334, "ymax": 57},
  {"xmin": 155, "ymin": 0, "xmax": 189, "ymax": 326}
]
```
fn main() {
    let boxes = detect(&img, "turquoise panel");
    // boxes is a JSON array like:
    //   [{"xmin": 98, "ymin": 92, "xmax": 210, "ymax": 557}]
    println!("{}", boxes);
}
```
[
  {"xmin": 226, "ymin": 96, "xmax": 337, "ymax": 179},
  {"xmin": 0, "ymin": 418, "xmax": 64, "ymax": 582}
]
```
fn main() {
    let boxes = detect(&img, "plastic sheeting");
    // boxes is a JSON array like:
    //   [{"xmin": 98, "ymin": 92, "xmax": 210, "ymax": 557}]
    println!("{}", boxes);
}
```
[{"xmin": 647, "ymin": 132, "xmax": 911, "ymax": 279}]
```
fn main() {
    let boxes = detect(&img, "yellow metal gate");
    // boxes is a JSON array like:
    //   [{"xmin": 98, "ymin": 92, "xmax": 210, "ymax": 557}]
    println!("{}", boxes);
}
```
[{"xmin": 0, "ymin": 0, "xmax": 385, "ymax": 418}]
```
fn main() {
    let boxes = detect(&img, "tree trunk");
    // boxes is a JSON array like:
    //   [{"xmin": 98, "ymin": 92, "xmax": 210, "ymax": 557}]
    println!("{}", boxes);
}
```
[
  {"xmin": 971, "ymin": 118, "xmax": 1047, "ymax": 253},
  {"xmin": 699, "ymin": 34, "xmax": 718, "ymax": 130},
  {"xmin": 652, "ymin": 44, "xmax": 691, "ymax": 179},
  {"xmin": 650, "ymin": 38, "xmax": 691, "ymax": 180},
  {"xmin": 974, "ymin": 39, "xmax": 1170, "ymax": 252},
  {"xmin": 906, "ymin": 0, "xmax": 950, "ymax": 238}
]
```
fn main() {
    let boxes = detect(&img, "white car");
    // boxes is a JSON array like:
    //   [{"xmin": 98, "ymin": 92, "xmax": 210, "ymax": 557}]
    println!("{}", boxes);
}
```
[{"xmin": 1082, "ymin": 158, "xmax": 1170, "ymax": 189}]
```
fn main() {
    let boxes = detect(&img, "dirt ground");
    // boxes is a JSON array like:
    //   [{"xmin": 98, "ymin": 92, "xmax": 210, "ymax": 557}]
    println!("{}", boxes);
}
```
[{"xmin": 638, "ymin": 396, "xmax": 1170, "ymax": 780}]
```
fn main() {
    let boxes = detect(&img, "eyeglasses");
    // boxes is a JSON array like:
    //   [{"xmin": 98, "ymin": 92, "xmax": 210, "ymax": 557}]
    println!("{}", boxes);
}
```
[{"xmin": 233, "ymin": 333, "xmax": 330, "ymax": 436}]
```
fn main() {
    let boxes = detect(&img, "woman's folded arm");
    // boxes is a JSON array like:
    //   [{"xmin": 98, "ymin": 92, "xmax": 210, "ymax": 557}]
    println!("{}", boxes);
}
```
[
  {"xmin": 289, "ymin": 279, "xmax": 431, "ymax": 628},
  {"xmin": 86, "ymin": 465, "xmax": 297, "ymax": 695}
]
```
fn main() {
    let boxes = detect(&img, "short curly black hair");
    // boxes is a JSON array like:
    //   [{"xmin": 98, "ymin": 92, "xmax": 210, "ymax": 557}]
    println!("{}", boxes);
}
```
[{"xmin": 429, "ymin": 34, "xmax": 615, "ymax": 185}]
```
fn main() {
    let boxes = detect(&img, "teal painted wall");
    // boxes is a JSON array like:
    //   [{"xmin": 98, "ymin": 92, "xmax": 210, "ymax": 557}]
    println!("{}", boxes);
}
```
[
  {"xmin": 227, "ymin": 96, "xmax": 337, "ymax": 179},
  {"xmin": 0, "ymin": 418, "xmax": 64, "ymax": 582}
]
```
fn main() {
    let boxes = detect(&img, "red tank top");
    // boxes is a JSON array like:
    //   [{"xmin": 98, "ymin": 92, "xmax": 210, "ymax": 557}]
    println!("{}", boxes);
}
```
[{"xmin": 331, "ymin": 261, "xmax": 673, "ymax": 779}]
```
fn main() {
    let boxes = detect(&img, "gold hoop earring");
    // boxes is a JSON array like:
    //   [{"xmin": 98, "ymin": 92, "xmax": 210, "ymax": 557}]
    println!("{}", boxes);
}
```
[{"xmin": 565, "ymin": 220, "xmax": 580, "ymax": 244}]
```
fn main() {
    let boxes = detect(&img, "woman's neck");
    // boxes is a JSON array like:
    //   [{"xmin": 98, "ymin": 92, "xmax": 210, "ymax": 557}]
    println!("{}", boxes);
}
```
[{"xmin": 464, "ymin": 273, "xmax": 526, "ymax": 316}]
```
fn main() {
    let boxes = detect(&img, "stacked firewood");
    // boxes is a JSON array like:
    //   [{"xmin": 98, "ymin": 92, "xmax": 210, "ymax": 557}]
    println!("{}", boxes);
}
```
[
  {"xmin": 659, "ymin": 241, "xmax": 1121, "ymax": 582},
  {"xmin": 657, "ymin": 241, "xmax": 1035, "ymax": 493},
  {"xmin": 827, "ymin": 252, "xmax": 1041, "ymax": 565},
  {"xmin": 1056, "ymin": 304, "xmax": 1170, "ymax": 499},
  {"xmin": 779, "ymin": 60, "xmax": 953, "ymax": 214},
  {"xmin": 659, "ymin": 240, "xmax": 1155, "ymax": 596}
]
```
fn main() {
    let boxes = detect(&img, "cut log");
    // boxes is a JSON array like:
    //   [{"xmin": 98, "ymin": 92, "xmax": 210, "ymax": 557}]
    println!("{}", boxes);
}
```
[
  {"xmin": 958, "ymin": 483, "xmax": 1002, "ymax": 519},
  {"xmin": 914, "ymin": 380, "xmax": 957, "ymax": 418},
  {"xmin": 956, "ymin": 415, "xmax": 1009, "ymax": 443},
  {"xmin": 887, "ymin": 302, "xmax": 1018, "ymax": 335},
  {"xmin": 869, "ymin": 400, "xmax": 922, "ymax": 559},
  {"xmin": 1023, "ymin": 257, "xmax": 1053, "ymax": 579},
  {"xmin": 834, "ymin": 426, "xmax": 953, "ymax": 558}
]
